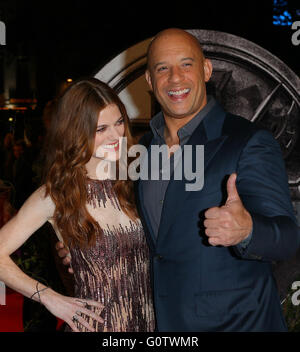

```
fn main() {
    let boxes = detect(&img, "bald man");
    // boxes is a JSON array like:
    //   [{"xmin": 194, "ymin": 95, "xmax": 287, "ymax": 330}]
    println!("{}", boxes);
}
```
[{"xmin": 135, "ymin": 28, "xmax": 300, "ymax": 331}]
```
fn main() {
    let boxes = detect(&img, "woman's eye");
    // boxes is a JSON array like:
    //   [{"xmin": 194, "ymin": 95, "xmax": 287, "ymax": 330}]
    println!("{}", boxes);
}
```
[
  {"xmin": 96, "ymin": 127, "xmax": 106, "ymax": 133},
  {"xmin": 116, "ymin": 118, "xmax": 124, "ymax": 125}
]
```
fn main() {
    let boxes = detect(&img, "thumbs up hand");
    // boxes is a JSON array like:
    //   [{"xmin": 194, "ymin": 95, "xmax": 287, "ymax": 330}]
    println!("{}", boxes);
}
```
[{"xmin": 204, "ymin": 173, "xmax": 253, "ymax": 247}]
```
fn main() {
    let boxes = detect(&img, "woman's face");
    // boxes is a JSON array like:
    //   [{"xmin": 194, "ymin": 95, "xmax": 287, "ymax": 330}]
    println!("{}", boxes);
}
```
[{"xmin": 93, "ymin": 103, "xmax": 125, "ymax": 161}]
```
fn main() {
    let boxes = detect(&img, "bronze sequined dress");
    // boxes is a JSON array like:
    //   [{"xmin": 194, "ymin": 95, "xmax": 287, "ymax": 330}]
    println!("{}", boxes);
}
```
[{"xmin": 66, "ymin": 178, "xmax": 155, "ymax": 332}]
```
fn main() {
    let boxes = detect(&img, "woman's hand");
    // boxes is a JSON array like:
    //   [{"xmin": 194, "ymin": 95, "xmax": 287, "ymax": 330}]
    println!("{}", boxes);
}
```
[{"xmin": 41, "ymin": 289, "xmax": 104, "ymax": 332}]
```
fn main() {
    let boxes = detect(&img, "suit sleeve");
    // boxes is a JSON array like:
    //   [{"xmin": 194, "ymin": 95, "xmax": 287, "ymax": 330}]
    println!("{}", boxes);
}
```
[{"xmin": 233, "ymin": 129, "xmax": 300, "ymax": 261}]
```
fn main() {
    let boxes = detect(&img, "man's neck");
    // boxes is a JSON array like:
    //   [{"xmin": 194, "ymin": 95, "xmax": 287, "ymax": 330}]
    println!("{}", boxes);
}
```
[
  {"xmin": 162, "ymin": 98, "xmax": 208, "ymax": 146},
  {"xmin": 163, "ymin": 112, "xmax": 203, "ymax": 147}
]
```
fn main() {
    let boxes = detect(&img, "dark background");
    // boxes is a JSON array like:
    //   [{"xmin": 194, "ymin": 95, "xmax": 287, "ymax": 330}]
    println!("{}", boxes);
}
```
[{"xmin": 1, "ymin": 0, "xmax": 299, "ymax": 108}]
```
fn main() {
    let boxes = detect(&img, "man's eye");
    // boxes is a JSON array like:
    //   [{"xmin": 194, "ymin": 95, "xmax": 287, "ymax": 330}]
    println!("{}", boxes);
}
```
[
  {"xmin": 183, "ymin": 62, "xmax": 192, "ymax": 67},
  {"xmin": 157, "ymin": 66, "xmax": 167, "ymax": 72}
]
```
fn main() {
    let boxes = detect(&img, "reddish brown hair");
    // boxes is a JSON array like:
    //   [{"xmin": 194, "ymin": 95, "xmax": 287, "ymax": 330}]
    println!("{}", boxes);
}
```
[{"xmin": 43, "ymin": 78, "xmax": 138, "ymax": 248}]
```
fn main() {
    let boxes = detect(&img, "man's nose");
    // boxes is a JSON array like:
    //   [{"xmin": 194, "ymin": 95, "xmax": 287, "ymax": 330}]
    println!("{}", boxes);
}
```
[{"xmin": 168, "ymin": 66, "xmax": 183, "ymax": 83}]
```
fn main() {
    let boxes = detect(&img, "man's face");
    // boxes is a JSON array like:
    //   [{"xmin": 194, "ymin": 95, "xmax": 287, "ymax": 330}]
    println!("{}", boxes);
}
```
[{"xmin": 145, "ymin": 31, "xmax": 212, "ymax": 123}]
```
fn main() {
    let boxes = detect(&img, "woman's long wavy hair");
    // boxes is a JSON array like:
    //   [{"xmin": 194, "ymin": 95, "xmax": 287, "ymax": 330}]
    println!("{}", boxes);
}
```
[{"xmin": 43, "ymin": 78, "xmax": 138, "ymax": 249}]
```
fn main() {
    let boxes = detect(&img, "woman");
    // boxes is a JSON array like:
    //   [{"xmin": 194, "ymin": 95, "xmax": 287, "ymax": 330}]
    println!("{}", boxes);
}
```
[{"xmin": 0, "ymin": 78, "xmax": 155, "ymax": 332}]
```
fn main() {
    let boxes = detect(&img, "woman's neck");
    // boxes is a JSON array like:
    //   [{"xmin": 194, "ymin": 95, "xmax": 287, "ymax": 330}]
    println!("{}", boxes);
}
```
[{"xmin": 85, "ymin": 156, "xmax": 116, "ymax": 181}]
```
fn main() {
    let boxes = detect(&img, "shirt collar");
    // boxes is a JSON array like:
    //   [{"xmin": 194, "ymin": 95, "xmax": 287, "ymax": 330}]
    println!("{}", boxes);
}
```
[{"xmin": 150, "ymin": 95, "xmax": 217, "ymax": 145}]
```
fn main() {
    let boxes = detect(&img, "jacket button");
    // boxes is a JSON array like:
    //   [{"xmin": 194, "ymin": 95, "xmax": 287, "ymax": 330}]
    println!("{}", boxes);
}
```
[{"xmin": 156, "ymin": 255, "xmax": 163, "ymax": 260}]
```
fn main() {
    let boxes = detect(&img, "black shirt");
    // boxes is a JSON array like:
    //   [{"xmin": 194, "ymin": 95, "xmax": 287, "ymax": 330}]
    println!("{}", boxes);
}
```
[{"xmin": 140, "ymin": 96, "xmax": 217, "ymax": 238}]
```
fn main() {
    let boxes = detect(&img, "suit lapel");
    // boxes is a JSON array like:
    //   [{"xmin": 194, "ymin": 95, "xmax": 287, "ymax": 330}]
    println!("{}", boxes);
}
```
[
  {"xmin": 135, "ymin": 135, "xmax": 157, "ymax": 248},
  {"xmin": 136, "ymin": 177, "xmax": 157, "ymax": 248}
]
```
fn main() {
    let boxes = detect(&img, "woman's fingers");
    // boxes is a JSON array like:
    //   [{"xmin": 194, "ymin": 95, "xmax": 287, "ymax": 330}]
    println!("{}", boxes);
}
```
[
  {"xmin": 80, "ymin": 307, "xmax": 104, "ymax": 324},
  {"xmin": 69, "ymin": 321, "xmax": 80, "ymax": 332},
  {"xmin": 85, "ymin": 299, "xmax": 105, "ymax": 309},
  {"xmin": 74, "ymin": 299, "xmax": 104, "ymax": 325},
  {"xmin": 75, "ymin": 298, "xmax": 104, "ymax": 311},
  {"xmin": 69, "ymin": 309, "xmax": 96, "ymax": 332},
  {"xmin": 75, "ymin": 316, "xmax": 96, "ymax": 332},
  {"xmin": 64, "ymin": 298, "xmax": 105, "ymax": 331}
]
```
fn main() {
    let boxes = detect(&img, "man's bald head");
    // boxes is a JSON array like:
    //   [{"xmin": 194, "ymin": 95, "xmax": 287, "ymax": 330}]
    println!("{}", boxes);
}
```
[
  {"xmin": 147, "ymin": 28, "xmax": 204, "ymax": 69},
  {"xmin": 145, "ymin": 27, "xmax": 213, "ymax": 124}
]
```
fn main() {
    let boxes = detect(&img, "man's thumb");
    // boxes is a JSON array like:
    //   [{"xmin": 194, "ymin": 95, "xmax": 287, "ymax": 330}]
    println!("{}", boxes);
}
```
[{"xmin": 226, "ymin": 173, "xmax": 240, "ymax": 203}]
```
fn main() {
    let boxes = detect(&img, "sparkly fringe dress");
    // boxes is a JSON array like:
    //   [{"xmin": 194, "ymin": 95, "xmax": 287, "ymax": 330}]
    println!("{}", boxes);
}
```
[{"xmin": 66, "ymin": 178, "xmax": 155, "ymax": 332}]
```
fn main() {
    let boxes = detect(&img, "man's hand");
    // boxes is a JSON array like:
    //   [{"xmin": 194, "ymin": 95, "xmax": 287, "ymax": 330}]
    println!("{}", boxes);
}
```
[
  {"xmin": 204, "ymin": 173, "xmax": 253, "ymax": 247},
  {"xmin": 55, "ymin": 241, "xmax": 73, "ymax": 274}
]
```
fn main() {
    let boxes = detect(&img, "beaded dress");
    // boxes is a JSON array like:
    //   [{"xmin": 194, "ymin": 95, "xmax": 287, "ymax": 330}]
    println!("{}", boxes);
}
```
[{"xmin": 63, "ymin": 178, "xmax": 155, "ymax": 332}]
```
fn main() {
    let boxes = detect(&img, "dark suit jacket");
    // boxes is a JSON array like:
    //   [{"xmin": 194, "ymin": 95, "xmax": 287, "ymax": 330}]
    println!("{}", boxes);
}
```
[{"xmin": 135, "ymin": 102, "xmax": 300, "ymax": 332}]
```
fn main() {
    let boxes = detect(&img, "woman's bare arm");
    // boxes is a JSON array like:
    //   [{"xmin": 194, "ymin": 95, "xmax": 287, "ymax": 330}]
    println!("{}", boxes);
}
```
[
  {"xmin": 0, "ymin": 186, "xmax": 54, "ymax": 298},
  {"xmin": 0, "ymin": 187, "xmax": 104, "ymax": 331}
]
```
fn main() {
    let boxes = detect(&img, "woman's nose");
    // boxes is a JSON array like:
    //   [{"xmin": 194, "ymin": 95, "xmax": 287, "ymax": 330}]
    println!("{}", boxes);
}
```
[{"xmin": 109, "ymin": 127, "xmax": 121, "ymax": 140}]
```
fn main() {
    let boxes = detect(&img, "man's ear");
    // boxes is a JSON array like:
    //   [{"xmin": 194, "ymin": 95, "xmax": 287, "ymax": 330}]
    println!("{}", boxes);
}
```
[
  {"xmin": 203, "ymin": 59, "xmax": 213, "ymax": 82},
  {"xmin": 145, "ymin": 69, "xmax": 153, "ymax": 91}
]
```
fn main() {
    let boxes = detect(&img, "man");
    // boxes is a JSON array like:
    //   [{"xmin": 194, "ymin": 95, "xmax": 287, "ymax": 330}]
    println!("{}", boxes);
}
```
[{"xmin": 58, "ymin": 28, "xmax": 300, "ymax": 331}]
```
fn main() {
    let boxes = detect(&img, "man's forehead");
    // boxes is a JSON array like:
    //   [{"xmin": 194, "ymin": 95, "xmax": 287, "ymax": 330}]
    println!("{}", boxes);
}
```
[
  {"xmin": 149, "ymin": 35, "xmax": 202, "ymax": 57},
  {"xmin": 149, "ymin": 45, "xmax": 202, "ymax": 66}
]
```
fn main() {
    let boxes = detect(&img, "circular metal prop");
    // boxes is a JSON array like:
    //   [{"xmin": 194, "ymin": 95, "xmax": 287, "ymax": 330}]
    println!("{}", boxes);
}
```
[{"xmin": 188, "ymin": 30, "xmax": 300, "ymax": 159}]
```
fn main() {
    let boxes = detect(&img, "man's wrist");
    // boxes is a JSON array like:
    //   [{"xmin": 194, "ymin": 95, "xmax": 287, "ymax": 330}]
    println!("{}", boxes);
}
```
[{"xmin": 238, "ymin": 229, "xmax": 253, "ymax": 251}]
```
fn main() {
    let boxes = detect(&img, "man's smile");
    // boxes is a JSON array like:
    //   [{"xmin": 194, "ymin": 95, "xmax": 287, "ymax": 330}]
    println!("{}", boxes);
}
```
[{"xmin": 167, "ymin": 88, "xmax": 191, "ymax": 100}]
